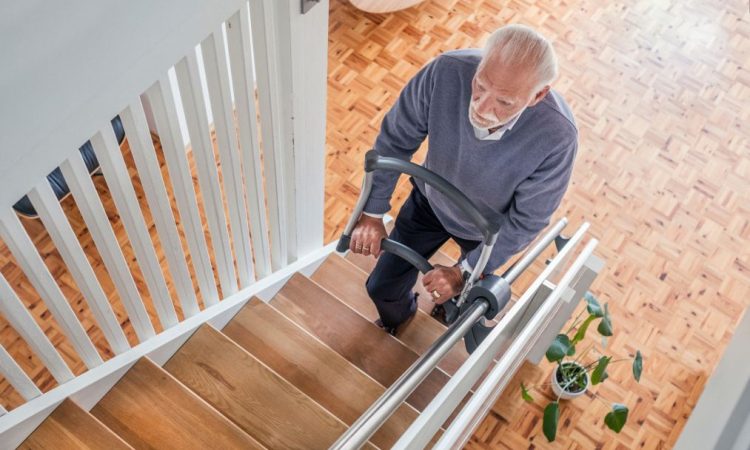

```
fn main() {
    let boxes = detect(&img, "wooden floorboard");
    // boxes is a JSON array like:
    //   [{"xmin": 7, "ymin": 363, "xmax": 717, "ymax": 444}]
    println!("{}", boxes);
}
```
[
  {"xmin": 0, "ymin": 0, "xmax": 746, "ymax": 447},
  {"xmin": 324, "ymin": 0, "xmax": 750, "ymax": 448}
]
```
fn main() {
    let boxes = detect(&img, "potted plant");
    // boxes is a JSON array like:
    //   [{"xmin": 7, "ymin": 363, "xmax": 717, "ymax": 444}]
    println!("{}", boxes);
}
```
[{"xmin": 519, "ymin": 292, "xmax": 643, "ymax": 442}]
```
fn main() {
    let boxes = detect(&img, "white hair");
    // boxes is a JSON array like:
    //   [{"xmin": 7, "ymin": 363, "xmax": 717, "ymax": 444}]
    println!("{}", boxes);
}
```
[{"xmin": 482, "ymin": 24, "xmax": 559, "ymax": 90}]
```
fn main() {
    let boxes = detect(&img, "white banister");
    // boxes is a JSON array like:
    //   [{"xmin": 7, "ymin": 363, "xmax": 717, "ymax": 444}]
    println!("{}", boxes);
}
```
[
  {"xmin": 0, "ymin": 242, "xmax": 339, "ymax": 448},
  {"xmin": 90, "ymin": 127, "xmax": 178, "ymax": 329},
  {"xmin": 226, "ymin": 7, "xmax": 272, "ymax": 278},
  {"xmin": 27, "ymin": 181, "xmax": 130, "ymax": 354},
  {"xmin": 0, "ymin": 209, "xmax": 102, "ymax": 368},
  {"xmin": 0, "ymin": 273, "xmax": 74, "ymax": 382},
  {"xmin": 145, "ymin": 78, "xmax": 224, "ymax": 306},
  {"xmin": 168, "ymin": 60, "xmax": 239, "ymax": 297},
  {"xmin": 0, "ymin": 0, "xmax": 330, "ymax": 438},
  {"xmin": 435, "ymin": 241, "xmax": 602, "ymax": 449},
  {"xmin": 391, "ymin": 226, "xmax": 602, "ymax": 450},
  {"xmin": 201, "ymin": 28, "xmax": 256, "ymax": 288},
  {"xmin": 0, "ymin": 345, "xmax": 42, "ymax": 401},
  {"xmin": 59, "ymin": 155, "xmax": 156, "ymax": 342},
  {"xmin": 120, "ymin": 101, "xmax": 200, "ymax": 318}
]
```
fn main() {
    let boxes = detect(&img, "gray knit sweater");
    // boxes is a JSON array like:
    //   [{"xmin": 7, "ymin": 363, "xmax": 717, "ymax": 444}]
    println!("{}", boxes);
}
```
[{"xmin": 363, "ymin": 49, "xmax": 578, "ymax": 273}]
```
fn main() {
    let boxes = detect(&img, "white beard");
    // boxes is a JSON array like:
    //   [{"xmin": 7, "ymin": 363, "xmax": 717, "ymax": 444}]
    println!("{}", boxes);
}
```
[
  {"xmin": 468, "ymin": 101, "xmax": 527, "ymax": 132},
  {"xmin": 468, "ymin": 102, "xmax": 502, "ymax": 130}
]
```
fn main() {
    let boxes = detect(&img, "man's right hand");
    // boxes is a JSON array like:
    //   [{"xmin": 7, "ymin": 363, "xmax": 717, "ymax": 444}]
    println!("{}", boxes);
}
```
[{"xmin": 350, "ymin": 214, "xmax": 387, "ymax": 257}]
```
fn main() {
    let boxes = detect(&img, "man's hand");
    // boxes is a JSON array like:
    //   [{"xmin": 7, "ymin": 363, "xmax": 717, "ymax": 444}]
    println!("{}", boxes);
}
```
[
  {"xmin": 350, "ymin": 214, "xmax": 387, "ymax": 257},
  {"xmin": 422, "ymin": 264, "xmax": 464, "ymax": 304}
]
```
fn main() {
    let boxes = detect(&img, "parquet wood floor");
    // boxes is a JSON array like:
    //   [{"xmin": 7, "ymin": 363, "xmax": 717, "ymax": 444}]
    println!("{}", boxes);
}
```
[
  {"xmin": 0, "ymin": 0, "xmax": 747, "ymax": 448},
  {"xmin": 324, "ymin": 0, "xmax": 750, "ymax": 448}
]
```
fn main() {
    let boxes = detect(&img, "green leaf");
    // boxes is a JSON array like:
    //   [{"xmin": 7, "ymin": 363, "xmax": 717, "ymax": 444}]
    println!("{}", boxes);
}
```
[
  {"xmin": 591, "ymin": 356, "xmax": 611, "ymax": 385},
  {"xmin": 546, "ymin": 334, "xmax": 575, "ymax": 363},
  {"xmin": 520, "ymin": 382, "xmax": 534, "ymax": 403},
  {"xmin": 584, "ymin": 292, "xmax": 603, "ymax": 317},
  {"xmin": 633, "ymin": 350, "xmax": 643, "ymax": 382},
  {"xmin": 597, "ymin": 303, "xmax": 613, "ymax": 337},
  {"xmin": 604, "ymin": 404, "xmax": 629, "ymax": 433},
  {"xmin": 572, "ymin": 314, "xmax": 597, "ymax": 345},
  {"xmin": 543, "ymin": 402, "xmax": 560, "ymax": 442}
]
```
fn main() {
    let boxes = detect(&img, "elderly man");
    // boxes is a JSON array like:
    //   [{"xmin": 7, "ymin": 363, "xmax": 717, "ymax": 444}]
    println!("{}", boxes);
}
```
[{"xmin": 349, "ymin": 24, "xmax": 577, "ymax": 335}]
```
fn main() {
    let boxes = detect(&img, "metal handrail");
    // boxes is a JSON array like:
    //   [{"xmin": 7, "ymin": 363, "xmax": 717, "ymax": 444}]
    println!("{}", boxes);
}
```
[{"xmin": 330, "ymin": 218, "xmax": 568, "ymax": 450}]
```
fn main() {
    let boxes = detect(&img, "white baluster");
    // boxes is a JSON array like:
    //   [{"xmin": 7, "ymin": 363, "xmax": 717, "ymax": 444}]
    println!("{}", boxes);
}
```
[
  {"xmin": 201, "ymin": 28, "xmax": 256, "ymax": 287},
  {"xmin": 0, "ymin": 209, "xmax": 102, "ymax": 368},
  {"xmin": 60, "ymin": 153, "xmax": 156, "ymax": 342},
  {"xmin": 145, "ymin": 78, "xmax": 223, "ymax": 306},
  {"xmin": 226, "ymin": 8, "xmax": 272, "ymax": 278},
  {"xmin": 172, "ymin": 59, "xmax": 239, "ymax": 296},
  {"xmin": 0, "ymin": 344, "xmax": 42, "ymax": 401},
  {"xmin": 120, "ymin": 101, "xmax": 200, "ymax": 318},
  {"xmin": 0, "ymin": 264, "xmax": 74, "ymax": 382},
  {"xmin": 248, "ymin": 0, "xmax": 289, "ymax": 271},
  {"xmin": 27, "ymin": 181, "xmax": 130, "ymax": 354},
  {"xmin": 90, "ymin": 127, "xmax": 178, "ymax": 329}
]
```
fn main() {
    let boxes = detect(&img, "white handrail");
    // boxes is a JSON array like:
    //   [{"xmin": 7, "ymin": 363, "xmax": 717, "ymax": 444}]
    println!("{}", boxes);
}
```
[
  {"xmin": 392, "ymin": 223, "xmax": 600, "ymax": 449},
  {"xmin": 436, "ymin": 239, "xmax": 600, "ymax": 449}
]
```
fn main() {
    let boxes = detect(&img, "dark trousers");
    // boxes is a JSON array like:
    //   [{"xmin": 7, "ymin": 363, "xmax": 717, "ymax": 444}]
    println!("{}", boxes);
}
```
[{"xmin": 365, "ymin": 179, "xmax": 481, "ymax": 328}]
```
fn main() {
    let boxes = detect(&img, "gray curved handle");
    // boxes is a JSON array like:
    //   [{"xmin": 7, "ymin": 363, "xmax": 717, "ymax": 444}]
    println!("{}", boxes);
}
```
[
  {"xmin": 364, "ymin": 150, "xmax": 499, "ymax": 240},
  {"xmin": 336, "ymin": 235, "xmax": 433, "ymax": 274}
]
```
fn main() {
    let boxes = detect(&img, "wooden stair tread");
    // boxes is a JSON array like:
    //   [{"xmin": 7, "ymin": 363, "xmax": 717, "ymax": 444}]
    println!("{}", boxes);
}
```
[
  {"xmin": 223, "ymin": 298, "xmax": 420, "ymax": 449},
  {"xmin": 163, "ymin": 324, "xmax": 349, "ymax": 450},
  {"xmin": 345, "ymin": 249, "xmax": 458, "ymax": 317},
  {"xmin": 19, "ymin": 398, "xmax": 132, "ymax": 450},
  {"xmin": 90, "ymin": 358, "xmax": 263, "ymax": 450},
  {"xmin": 313, "ymin": 254, "xmax": 469, "ymax": 376},
  {"xmin": 269, "ymin": 273, "xmax": 451, "ymax": 411}
]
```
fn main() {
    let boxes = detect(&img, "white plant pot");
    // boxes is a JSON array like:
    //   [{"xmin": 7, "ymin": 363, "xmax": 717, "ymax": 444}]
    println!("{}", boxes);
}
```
[{"xmin": 551, "ymin": 362, "xmax": 590, "ymax": 400}]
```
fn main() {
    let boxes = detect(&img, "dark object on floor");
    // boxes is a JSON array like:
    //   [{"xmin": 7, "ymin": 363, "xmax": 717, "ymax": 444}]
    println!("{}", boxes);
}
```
[{"xmin": 13, "ymin": 116, "xmax": 126, "ymax": 218}]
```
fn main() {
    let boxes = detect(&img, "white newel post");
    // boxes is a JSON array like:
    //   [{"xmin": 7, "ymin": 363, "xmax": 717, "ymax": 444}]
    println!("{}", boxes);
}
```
[{"xmin": 288, "ymin": 0, "xmax": 329, "ymax": 258}]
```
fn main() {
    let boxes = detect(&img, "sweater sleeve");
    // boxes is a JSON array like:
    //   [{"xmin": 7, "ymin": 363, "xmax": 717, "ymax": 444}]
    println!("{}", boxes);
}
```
[
  {"xmin": 363, "ymin": 58, "xmax": 438, "ymax": 214},
  {"xmin": 462, "ymin": 133, "xmax": 578, "ymax": 274}
]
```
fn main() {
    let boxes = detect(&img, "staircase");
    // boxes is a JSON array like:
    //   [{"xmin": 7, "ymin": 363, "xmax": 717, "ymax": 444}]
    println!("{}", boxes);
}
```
[
  {"xmin": 19, "ymin": 251, "xmax": 467, "ymax": 449},
  {"xmin": 1, "ymin": 1, "xmax": 603, "ymax": 447}
]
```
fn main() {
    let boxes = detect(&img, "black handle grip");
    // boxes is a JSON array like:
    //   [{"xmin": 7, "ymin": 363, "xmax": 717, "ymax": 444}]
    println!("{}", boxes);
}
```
[
  {"xmin": 380, "ymin": 239, "xmax": 433, "ymax": 273},
  {"xmin": 337, "ymin": 234, "xmax": 433, "ymax": 274},
  {"xmin": 364, "ymin": 150, "xmax": 499, "ymax": 240}
]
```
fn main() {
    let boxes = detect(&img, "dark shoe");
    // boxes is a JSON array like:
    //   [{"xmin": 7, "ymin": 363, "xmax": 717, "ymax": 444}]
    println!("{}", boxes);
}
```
[
  {"xmin": 374, "ymin": 318, "xmax": 398, "ymax": 336},
  {"xmin": 374, "ymin": 293, "xmax": 419, "ymax": 336}
]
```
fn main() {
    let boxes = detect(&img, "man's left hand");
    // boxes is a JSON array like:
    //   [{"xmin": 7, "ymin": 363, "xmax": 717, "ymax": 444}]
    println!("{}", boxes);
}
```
[{"xmin": 422, "ymin": 264, "xmax": 464, "ymax": 304}]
